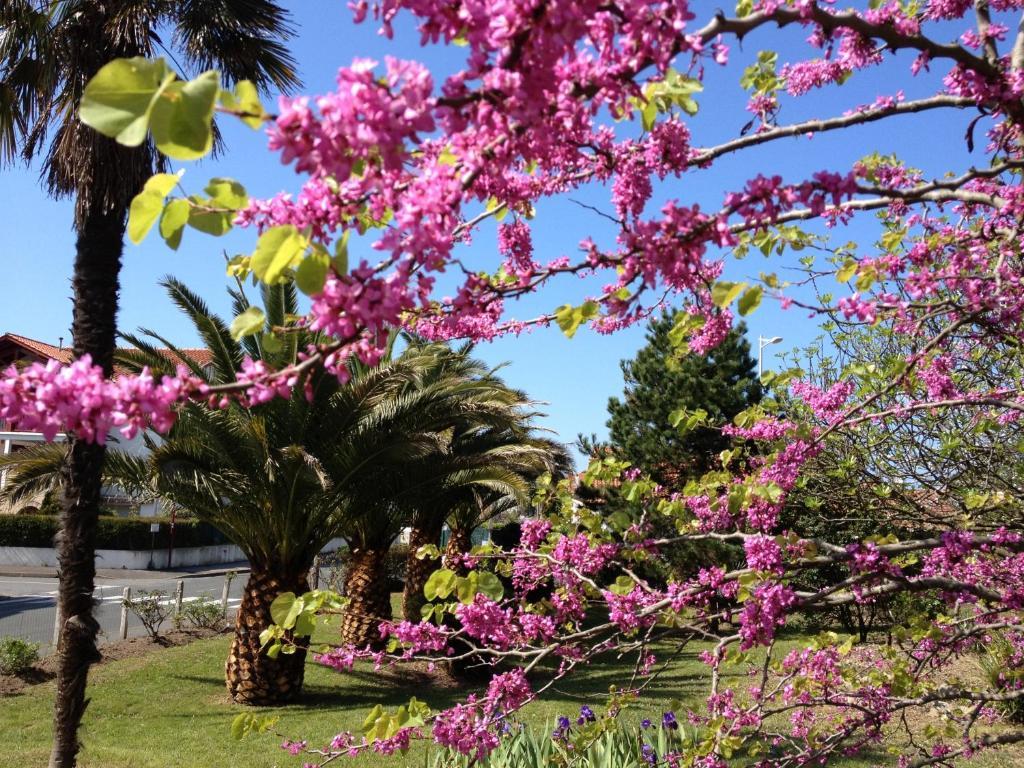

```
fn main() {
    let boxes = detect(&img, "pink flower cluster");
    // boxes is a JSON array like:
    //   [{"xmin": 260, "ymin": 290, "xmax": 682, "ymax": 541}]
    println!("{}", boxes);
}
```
[{"xmin": 0, "ymin": 357, "xmax": 194, "ymax": 443}]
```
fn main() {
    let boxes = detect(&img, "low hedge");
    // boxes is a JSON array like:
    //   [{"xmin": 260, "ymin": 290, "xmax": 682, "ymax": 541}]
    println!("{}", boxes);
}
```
[{"xmin": 0, "ymin": 514, "xmax": 228, "ymax": 550}]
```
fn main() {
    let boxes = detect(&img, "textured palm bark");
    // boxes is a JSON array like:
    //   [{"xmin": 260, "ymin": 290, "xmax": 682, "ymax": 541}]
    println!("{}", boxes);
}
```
[
  {"xmin": 443, "ymin": 525, "xmax": 473, "ymax": 574},
  {"xmin": 226, "ymin": 568, "xmax": 310, "ymax": 705},
  {"xmin": 402, "ymin": 520, "xmax": 443, "ymax": 623},
  {"xmin": 340, "ymin": 548, "xmax": 392, "ymax": 647},
  {"xmin": 49, "ymin": 207, "xmax": 124, "ymax": 768}
]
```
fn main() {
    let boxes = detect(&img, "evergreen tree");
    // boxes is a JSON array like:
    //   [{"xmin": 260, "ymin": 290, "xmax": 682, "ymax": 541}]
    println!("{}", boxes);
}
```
[{"xmin": 605, "ymin": 312, "xmax": 762, "ymax": 487}]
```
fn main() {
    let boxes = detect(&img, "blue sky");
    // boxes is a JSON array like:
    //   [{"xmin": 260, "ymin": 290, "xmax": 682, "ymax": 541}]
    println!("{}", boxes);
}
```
[{"xmin": 0, "ymin": 4, "xmax": 975, "ymax": 463}]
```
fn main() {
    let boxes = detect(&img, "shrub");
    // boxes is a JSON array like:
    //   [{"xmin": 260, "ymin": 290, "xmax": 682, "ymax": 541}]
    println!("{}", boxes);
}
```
[
  {"xmin": 979, "ymin": 632, "xmax": 1024, "ymax": 723},
  {"xmin": 431, "ymin": 719, "xmax": 697, "ymax": 768},
  {"xmin": 0, "ymin": 514, "xmax": 228, "ymax": 549},
  {"xmin": 173, "ymin": 594, "xmax": 226, "ymax": 631},
  {"xmin": 0, "ymin": 637, "xmax": 40, "ymax": 675},
  {"xmin": 123, "ymin": 590, "xmax": 170, "ymax": 639}
]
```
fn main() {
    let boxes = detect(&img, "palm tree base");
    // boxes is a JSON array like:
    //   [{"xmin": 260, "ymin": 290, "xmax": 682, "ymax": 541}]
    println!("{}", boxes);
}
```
[
  {"xmin": 402, "ymin": 521, "xmax": 443, "ymax": 623},
  {"xmin": 340, "ymin": 548, "xmax": 392, "ymax": 647},
  {"xmin": 443, "ymin": 526, "xmax": 473, "ymax": 574},
  {"xmin": 226, "ymin": 569, "xmax": 309, "ymax": 705}
]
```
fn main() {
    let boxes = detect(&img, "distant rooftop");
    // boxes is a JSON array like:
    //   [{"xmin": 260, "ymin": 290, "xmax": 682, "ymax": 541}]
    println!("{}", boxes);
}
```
[{"xmin": 0, "ymin": 333, "xmax": 213, "ymax": 371}]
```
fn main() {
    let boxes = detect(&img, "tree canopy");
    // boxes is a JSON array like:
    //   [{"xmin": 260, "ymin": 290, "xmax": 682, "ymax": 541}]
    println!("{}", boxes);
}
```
[{"xmin": 606, "ymin": 314, "xmax": 761, "ymax": 487}]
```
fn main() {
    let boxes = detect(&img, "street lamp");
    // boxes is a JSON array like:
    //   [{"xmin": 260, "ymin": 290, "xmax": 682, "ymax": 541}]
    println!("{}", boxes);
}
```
[{"xmin": 758, "ymin": 335, "xmax": 783, "ymax": 379}]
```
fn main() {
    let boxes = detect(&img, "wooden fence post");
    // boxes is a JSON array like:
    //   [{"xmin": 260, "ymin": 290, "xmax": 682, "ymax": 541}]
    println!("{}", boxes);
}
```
[
  {"xmin": 51, "ymin": 604, "xmax": 62, "ymax": 649},
  {"xmin": 220, "ymin": 576, "xmax": 230, "ymax": 615},
  {"xmin": 174, "ymin": 579, "xmax": 184, "ymax": 615},
  {"xmin": 119, "ymin": 587, "xmax": 131, "ymax": 640}
]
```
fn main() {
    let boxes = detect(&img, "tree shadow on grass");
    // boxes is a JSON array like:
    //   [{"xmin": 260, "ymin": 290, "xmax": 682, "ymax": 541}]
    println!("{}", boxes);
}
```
[{"xmin": 167, "ymin": 643, "xmax": 723, "ymax": 717}]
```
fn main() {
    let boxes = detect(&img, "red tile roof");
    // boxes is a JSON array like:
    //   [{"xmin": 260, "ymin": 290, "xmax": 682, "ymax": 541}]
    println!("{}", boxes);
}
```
[
  {"xmin": 0, "ymin": 333, "xmax": 213, "ymax": 370},
  {"xmin": 1, "ymin": 333, "xmax": 73, "ymax": 364}
]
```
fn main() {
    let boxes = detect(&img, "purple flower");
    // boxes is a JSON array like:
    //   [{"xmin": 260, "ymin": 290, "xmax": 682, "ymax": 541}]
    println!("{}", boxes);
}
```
[
  {"xmin": 641, "ymin": 744, "xmax": 657, "ymax": 765},
  {"xmin": 662, "ymin": 711, "xmax": 678, "ymax": 730},
  {"xmin": 577, "ymin": 705, "xmax": 596, "ymax": 724},
  {"xmin": 641, "ymin": 718, "xmax": 652, "ymax": 729}
]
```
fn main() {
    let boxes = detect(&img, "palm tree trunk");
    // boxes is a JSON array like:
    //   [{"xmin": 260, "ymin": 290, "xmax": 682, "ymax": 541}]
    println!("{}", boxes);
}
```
[
  {"xmin": 340, "ymin": 548, "xmax": 392, "ymax": 646},
  {"xmin": 226, "ymin": 568, "xmax": 310, "ymax": 705},
  {"xmin": 443, "ymin": 524, "xmax": 473, "ymax": 574},
  {"xmin": 402, "ymin": 519, "xmax": 443, "ymax": 623},
  {"xmin": 50, "ymin": 206, "xmax": 124, "ymax": 768}
]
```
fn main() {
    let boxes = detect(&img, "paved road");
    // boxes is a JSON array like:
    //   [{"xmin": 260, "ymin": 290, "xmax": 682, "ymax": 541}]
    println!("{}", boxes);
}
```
[{"xmin": 0, "ymin": 572, "xmax": 248, "ymax": 651}]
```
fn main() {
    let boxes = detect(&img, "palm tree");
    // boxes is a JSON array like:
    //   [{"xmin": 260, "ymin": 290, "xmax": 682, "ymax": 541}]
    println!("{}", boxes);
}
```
[
  {"xmin": 0, "ymin": 280, "xmax": 524, "ymax": 701},
  {"xmin": 441, "ymin": 435, "xmax": 572, "ymax": 572},
  {"xmin": 118, "ymin": 280, "xmax": 491, "ymax": 702},
  {"xmin": 400, "ymin": 403, "xmax": 570, "ymax": 622},
  {"xmin": 0, "ymin": 3, "xmax": 296, "ymax": 760},
  {"xmin": 330, "ymin": 343, "xmax": 520, "ymax": 645}
]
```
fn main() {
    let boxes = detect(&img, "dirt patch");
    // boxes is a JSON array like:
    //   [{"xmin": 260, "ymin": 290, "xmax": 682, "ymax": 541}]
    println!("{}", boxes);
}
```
[
  {"xmin": 0, "ymin": 628, "xmax": 228, "ymax": 698},
  {"xmin": 372, "ymin": 659, "xmax": 465, "ymax": 689}
]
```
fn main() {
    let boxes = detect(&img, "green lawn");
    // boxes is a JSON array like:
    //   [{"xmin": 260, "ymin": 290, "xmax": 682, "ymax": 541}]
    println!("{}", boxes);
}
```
[
  {"xmin": 0, "ymin": 611, "xmax": 1017, "ymax": 768},
  {"xmin": 0, "ymin": 631, "xmax": 714, "ymax": 767}
]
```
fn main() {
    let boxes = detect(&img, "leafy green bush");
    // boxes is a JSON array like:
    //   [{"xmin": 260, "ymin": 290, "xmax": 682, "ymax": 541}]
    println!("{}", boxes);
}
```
[
  {"xmin": 431, "ymin": 719, "xmax": 696, "ymax": 768},
  {"xmin": 0, "ymin": 514, "xmax": 228, "ymax": 549},
  {"xmin": 123, "ymin": 590, "xmax": 170, "ymax": 638},
  {"xmin": 173, "ymin": 594, "xmax": 226, "ymax": 631},
  {"xmin": 979, "ymin": 632, "xmax": 1024, "ymax": 723},
  {"xmin": 0, "ymin": 637, "xmax": 40, "ymax": 675}
]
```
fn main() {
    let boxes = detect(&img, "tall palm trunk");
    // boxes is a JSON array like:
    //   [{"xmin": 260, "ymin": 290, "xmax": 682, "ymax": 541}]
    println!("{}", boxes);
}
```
[
  {"xmin": 226, "ymin": 568, "xmax": 310, "ymax": 705},
  {"xmin": 402, "ymin": 519, "xmax": 443, "ymax": 622},
  {"xmin": 443, "ymin": 524, "xmax": 473, "ymax": 574},
  {"xmin": 340, "ymin": 548, "xmax": 392, "ymax": 646},
  {"xmin": 50, "ymin": 206, "xmax": 124, "ymax": 768}
]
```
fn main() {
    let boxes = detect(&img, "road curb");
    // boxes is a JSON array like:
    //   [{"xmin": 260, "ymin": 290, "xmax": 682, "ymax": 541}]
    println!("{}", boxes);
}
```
[{"xmin": 0, "ymin": 562, "xmax": 251, "ymax": 580}]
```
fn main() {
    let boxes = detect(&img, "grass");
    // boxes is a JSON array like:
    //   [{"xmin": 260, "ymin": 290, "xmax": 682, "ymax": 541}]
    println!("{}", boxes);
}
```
[
  {"xmin": 0, "ymin": 601, "xmax": 1019, "ymax": 768},
  {"xmin": 0, "ymin": 630, "xmax": 711, "ymax": 767}
]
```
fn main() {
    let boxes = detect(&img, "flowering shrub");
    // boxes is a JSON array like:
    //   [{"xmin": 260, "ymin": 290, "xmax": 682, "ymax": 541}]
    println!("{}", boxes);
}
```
[
  {"xmin": 0, "ymin": 637, "xmax": 40, "ymax": 676},
  {"xmin": 11, "ymin": 0, "xmax": 1024, "ymax": 765}
]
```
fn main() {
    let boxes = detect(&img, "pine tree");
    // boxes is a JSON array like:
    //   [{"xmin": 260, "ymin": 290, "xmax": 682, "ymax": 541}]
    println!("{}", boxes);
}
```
[{"xmin": 605, "ymin": 312, "xmax": 761, "ymax": 487}]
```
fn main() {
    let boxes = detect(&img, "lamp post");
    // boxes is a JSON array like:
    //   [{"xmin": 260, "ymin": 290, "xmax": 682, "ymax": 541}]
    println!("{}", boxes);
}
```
[{"xmin": 758, "ymin": 335, "xmax": 783, "ymax": 379}]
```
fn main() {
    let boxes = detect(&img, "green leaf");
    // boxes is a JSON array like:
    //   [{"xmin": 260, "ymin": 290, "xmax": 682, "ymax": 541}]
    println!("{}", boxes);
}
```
[
  {"xmin": 221, "ymin": 80, "xmax": 266, "ymax": 129},
  {"xmin": 159, "ymin": 198, "xmax": 190, "ymax": 250},
  {"xmin": 80, "ymin": 58, "xmax": 174, "ymax": 146},
  {"xmin": 423, "ymin": 568, "xmax": 458, "ymax": 601},
  {"xmin": 456, "ymin": 572, "xmax": 478, "ymax": 604},
  {"xmin": 187, "ymin": 202, "xmax": 233, "ymax": 236},
  {"xmin": 415, "ymin": 544, "xmax": 441, "ymax": 560},
  {"xmin": 127, "ymin": 172, "xmax": 183, "ymax": 245},
  {"xmin": 251, "ymin": 225, "xmax": 308, "ymax": 284},
  {"xmin": 260, "ymin": 332, "xmax": 283, "ymax": 354},
  {"xmin": 476, "ymin": 571, "xmax": 504, "ymax": 601},
  {"xmin": 151, "ymin": 70, "xmax": 220, "ymax": 160},
  {"xmin": 641, "ymin": 98, "xmax": 658, "ymax": 131},
  {"xmin": 128, "ymin": 192, "xmax": 165, "ymax": 244},
  {"xmin": 293, "ymin": 612, "xmax": 316, "ymax": 638},
  {"xmin": 204, "ymin": 177, "xmax": 248, "ymax": 210},
  {"xmin": 555, "ymin": 300, "xmax": 599, "ymax": 338},
  {"xmin": 295, "ymin": 249, "xmax": 331, "ymax": 295},
  {"xmin": 156, "ymin": 198, "xmax": 189, "ymax": 249},
  {"xmin": 711, "ymin": 281, "xmax": 746, "ymax": 309},
  {"xmin": 836, "ymin": 259, "xmax": 858, "ymax": 283},
  {"xmin": 144, "ymin": 172, "xmax": 182, "ymax": 198},
  {"xmin": 230, "ymin": 306, "xmax": 266, "ymax": 341},
  {"xmin": 268, "ymin": 592, "xmax": 296, "ymax": 627},
  {"xmin": 332, "ymin": 233, "xmax": 350, "ymax": 276},
  {"xmin": 737, "ymin": 285, "xmax": 763, "ymax": 316},
  {"xmin": 362, "ymin": 705, "xmax": 385, "ymax": 734},
  {"xmin": 231, "ymin": 713, "xmax": 249, "ymax": 740}
]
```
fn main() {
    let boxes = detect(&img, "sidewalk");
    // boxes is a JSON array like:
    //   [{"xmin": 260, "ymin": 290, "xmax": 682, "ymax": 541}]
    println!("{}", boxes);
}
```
[{"xmin": 0, "ymin": 560, "xmax": 251, "ymax": 580}]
